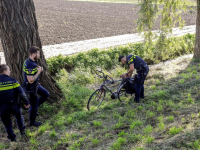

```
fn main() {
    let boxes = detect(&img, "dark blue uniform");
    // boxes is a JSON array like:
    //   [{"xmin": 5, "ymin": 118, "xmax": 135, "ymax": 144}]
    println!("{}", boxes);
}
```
[
  {"xmin": 0, "ymin": 74, "xmax": 29, "ymax": 141},
  {"xmin": 126, "ymin": 55, "xmax": 149, "ymax": 102},
  {"xmin": 23, "ymin": 58, "xmax": 49, "ymax": 123}
]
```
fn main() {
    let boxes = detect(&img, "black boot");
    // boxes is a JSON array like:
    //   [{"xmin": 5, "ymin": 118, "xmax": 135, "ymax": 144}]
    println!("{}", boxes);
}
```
[
  {"xmin": 20, "ymin": 127, "xmax": 26, "ymax": 136},
  {"xmin": 7, "ymin": 134, "xmax": 16, "ymax": 142},
  {"xmin": 28, "ymin": 109, "xmax": 39, "ymax": 116},
  {"xmin": 134, "ymin": 98, "xmax": 140, "ymax": 103},
  {"xmin": 30, "ymin": 121, "xmax": 42, "ymax": 127}
]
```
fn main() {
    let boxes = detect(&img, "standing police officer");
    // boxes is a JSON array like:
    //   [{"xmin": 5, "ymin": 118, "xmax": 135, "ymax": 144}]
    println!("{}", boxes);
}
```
[
  {"xmin": 119, "ymin": 55, "xmax": 149, "ymax": 103},
  {"xmin": 0, "ymin": 64, "xmax": 30, "ymax": 142},
  {"xmin": 23, "ymin": 46, "xmax": 49, "ymax": 127}
]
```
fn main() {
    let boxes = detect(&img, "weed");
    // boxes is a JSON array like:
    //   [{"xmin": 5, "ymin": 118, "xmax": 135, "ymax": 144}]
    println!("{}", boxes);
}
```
[
  {"xmin": 71, "ymin": 133, "xmax": 78, "ymax": 138},
  {"xmin": 158, "ymin": 116, "xmax": 164, "ymax": 123},
  {"xmin": 150, "ymin": 90, "xmax": 168, "ymax": 99},
  {"xmin": 143, "ymin": 125, "xmax": 153, "ymax": 134},
  {"xmin": 181, "ymin": 73, "xmax": 190, "ymax": 79},
  {"xmin": 186, "ymin": 68, "xmax": 192, "ymax": 72},
  {"xmin": 50, "ymin": 129, "xmax": 57, "ymax": 138},
  {"xmin": 30, "ymin": 137, "xmax": 39, "ymax": 149},
  {"xmin": 169, "ymin": 127, "xmax": 182, "ymax": 135},
  {"xmin": 133, "ymin": 148, "xmax": 144, "ymax": 150},
  {"xmin": 125, "ymin": 109, "xmax": 136, "ymax": 118},
  {"xmin": 145, "ymin": 136, "xmax": 154, "ymax": 144},
  {"xmin": 91, "ymin": 138, "xmax": 100, "ymax": 146},
  {"xmin": 130, "ymin": 120, "xmax": 143, "ymax": 130},
  {"xmin": 156, "ymin": 80, "xmax": 161, "ymax": 85},
  {"xmin": 157, "ymin": 105, "xmax": 163, "ymax": 112},
  {"xmin": 93, "ymin": 121, "xmax": 102, "ymax": 127},
  {"xmin": 0, "ymin": 144, "xmax": 7, "ymax": 150},
  {"xmin": 118, "ymin": 130, "xmax": 128, "ymax": 137},
  {"xmin": 53, "ymin": 140, "xmax": 62, "ymax": 150},
  {"xmin": 105, "ymin": 133, "xmax": 110, "ymax": 138},
  {"xmin": 187, "ymin": 94, "xmax": 194, "ymax": 104},
  {"xmin": 103, "ymin": 105, "xmax": 113, "ymax": 110},
  {"xmin": 168, "ymin": 116, "xmax": 174, "ymax": 122},
  {"xmin": 150, "ymin": 101, "xmax": 157, "ymax": 107},
  {"xmin": 191, "ymin": 113, "xmax": 195, "ymax": 119},
  {"xmin": 193, "ymin": 70, "xmax": 197, "ymax": 74},
  {"xmin": 38, "ymin": 124, "xmax": 48, "ymax": 135},
  {"xmin": 151, "ymin": 85, "xmax": 156, "ymax": 90},
  {"xmin": 54, "ymin": 120, "xmax": 64, "ymax": 128},
  {"xmin": 193, "ymin": 140, "xmax": 200, "ymax": 148},
  {"xmin": 26, "ymin": 129, "xmax": 34, "ymax": 137},
  {"xmin": 112, "ymin": 137, "xmax": 126, "ymax": 150},
  {"xmin": 167, "ymin": 100, "xmax": 174, "ymax": 107},
  {"xmin": 137, "ymin": 106, "xmax": 143, "ymax": 110},
  {"xmin": 146, "ymin": 110, "xmax": 155, "ymax": 118},
  {"xmin": 129, "ymin": 134, "xmax": 144, "ymax": 143},
  {"xmin": 79, "ymin": 135, "xmax": 86, "ymax": 144},
  {"xmin": 115, "ymin": 117, "xmax": 124, "ymax": 129},
  {"xmin": 179, "ymin": 79, "xmax": 185, "ymax": 84},
  {"xmin": 158, "ymin": 122, "xmax": 165, "ymax": 130}
]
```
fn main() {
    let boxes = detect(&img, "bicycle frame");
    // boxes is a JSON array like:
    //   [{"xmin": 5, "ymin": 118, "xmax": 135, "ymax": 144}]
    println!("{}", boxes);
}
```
[
  {"xmin": 87, "ymin": 70, "xmax": 134, "ymax": 110},
  {"xmin": 95, "ymin": 70, "xmax": 130, "ymax": 97},
  {"xmin": 99, "ymin": 78, "xmax": 123, "ymax": 95}
]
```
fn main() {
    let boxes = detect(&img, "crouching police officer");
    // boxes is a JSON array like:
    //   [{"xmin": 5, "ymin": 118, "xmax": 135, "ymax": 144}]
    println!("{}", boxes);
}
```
[
  {"xmin": 23, "ymin": 46, "xmax": 49, "ymax": 127},
  {"xmin": 119, "ymin": 55, "xmax": 149, "ymax": 103},
  {"xmin": 0, "ymin": 64, "xmax": 30, "ymax": 142}
]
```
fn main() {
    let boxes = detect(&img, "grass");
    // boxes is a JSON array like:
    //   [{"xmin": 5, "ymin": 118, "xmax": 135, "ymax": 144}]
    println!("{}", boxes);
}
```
[{"xmin": 1, "ymin": 47, "xmax": 200, "ymax": 149}]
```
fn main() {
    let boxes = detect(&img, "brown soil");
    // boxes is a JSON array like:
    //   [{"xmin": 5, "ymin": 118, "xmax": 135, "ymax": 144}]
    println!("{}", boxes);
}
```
[{"xmin": 0, "ymin": 0, "xmax": 197, "ymax": 52}]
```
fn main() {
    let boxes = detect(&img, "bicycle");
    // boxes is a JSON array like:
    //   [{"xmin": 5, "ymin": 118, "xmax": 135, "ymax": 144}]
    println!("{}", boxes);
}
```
[{"xmin": 87, "ymin": 70, "xmax": 135, "ymax": 110}]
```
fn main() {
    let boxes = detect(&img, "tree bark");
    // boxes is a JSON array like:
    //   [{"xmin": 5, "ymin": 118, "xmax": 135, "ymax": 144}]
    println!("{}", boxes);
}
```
[
  {"xmin": 194, "ymin": 0, "xmax": 200, "ymax": 58},
  {"xmin": 0, "ymin": 0, "xmax": 62, "ymax": 101}
]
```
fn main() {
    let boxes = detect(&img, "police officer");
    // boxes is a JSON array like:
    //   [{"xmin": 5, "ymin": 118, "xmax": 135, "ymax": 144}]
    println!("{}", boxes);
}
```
[
  {"xmin": 119, "ymin": 55, "xmax": 149, "ymax": 103},
  {"xmin": 23, "ymin": 46, "xmax": 49, "ymax": 127},
  {"xmin": 0, "ymin": 64, "xmax": 30, "ymax": 142}
]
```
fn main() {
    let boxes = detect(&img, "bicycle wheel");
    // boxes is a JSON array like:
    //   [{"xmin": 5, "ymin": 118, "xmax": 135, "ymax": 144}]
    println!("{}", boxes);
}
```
[
  {"xmin": 87, "ymin": 88, "xmax": 106, "ymax": 110},
  {"xmin": 117, "ymin": 84, "xmax": 132, "ymax": 102}
]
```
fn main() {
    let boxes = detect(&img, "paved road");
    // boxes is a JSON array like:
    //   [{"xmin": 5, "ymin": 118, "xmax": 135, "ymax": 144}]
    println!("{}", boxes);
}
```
[{"xmin": 0, "ymin": 25, "xmax": 196, "ymax": 64}]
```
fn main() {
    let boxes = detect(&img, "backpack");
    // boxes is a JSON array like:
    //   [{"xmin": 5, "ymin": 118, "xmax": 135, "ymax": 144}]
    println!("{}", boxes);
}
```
[{"xmin": 124, "ymin": 77, "xmax": 135, "ymax": 94}]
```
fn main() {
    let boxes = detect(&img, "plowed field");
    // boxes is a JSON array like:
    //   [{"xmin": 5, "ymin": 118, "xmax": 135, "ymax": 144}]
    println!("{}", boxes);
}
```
[{"xmin": 0, "ymin": 0, "xmax": 196, "ymax": 52}]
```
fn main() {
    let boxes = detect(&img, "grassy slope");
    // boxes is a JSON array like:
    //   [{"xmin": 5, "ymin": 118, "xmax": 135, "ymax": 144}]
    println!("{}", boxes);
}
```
[{"xmin": 1, "ymin": 54, "xmax": 200, "ymax": 149}]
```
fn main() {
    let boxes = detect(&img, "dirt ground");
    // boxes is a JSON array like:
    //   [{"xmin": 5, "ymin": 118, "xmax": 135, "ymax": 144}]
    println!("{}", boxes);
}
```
[{"xmin": 0, "ymin": 0, "xmax": 197, "ymax": 52}]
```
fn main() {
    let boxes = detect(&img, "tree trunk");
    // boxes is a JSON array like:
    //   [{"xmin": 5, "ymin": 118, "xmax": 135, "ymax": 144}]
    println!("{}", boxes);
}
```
[
  {"xmin": 194, "ymin": 0, "xmax": 200, "ymax": 58},
  {"xmin": 0, "ymin": 0, "xmax": 62, "ymax": 101}
]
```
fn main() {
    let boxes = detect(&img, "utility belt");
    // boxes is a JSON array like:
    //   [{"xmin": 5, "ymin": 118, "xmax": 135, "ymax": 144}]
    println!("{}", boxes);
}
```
[
  {"xmin": 136, "ymin": 64, "xmax": 149, "ymax": 83},
  {"xmin": 136, "ymin": 64, "xmax": 149, "ymax": 74},
  {"xmin": 22, "ymin": 81, "xmax": 40, "ymax": 95},
  {"xmin": 0, "ymin": 99, "xmax": 19, "ymax": 106}
]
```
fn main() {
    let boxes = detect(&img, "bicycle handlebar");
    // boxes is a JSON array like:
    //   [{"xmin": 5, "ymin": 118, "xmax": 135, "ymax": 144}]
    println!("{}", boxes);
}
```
[
  {"xmin": 96, "ymin": 70, "xmax": 105, "ymax": 78},
  {"xmin": 95, "ymin": 70, "xmax": 114, "ymax": 84},
  {"xmin": 107, "ymin": 75, "xmax": 114, "ymax": 84}
]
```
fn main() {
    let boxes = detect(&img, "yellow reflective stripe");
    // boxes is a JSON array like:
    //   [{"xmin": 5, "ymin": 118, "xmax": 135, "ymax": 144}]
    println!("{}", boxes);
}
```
[
  {"xmin": 13, "ymin": 83, "xmax": 20, "ymax": 88},
  {"xmin": 23, "ymin": 67, "xmax": 38, "ymax": 74},
  {"xmin": 0, "ymin": 84, "xmax": 13, "ymax": 87},
  {"xmin": 128, "ymin": 55, "xmax": 136, "ymax": 64},
  {"xmin": 0, "ymin": 86, "xmax": 14, "ymax": 91},
  {"xmin": 23, "ymin": 67, "xmax": 37, "ymax": 71}
]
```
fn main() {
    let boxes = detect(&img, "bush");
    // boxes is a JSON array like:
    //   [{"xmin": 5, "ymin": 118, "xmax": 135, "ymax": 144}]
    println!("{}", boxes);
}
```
[{"xmin": 47, "ymin": 34, "xmax": 195, "ymax": 74}]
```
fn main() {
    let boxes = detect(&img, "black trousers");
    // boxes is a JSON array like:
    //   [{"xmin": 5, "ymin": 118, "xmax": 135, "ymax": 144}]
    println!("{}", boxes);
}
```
[
  {"xmin": 28, "ymin": 85, "xmax": 49, "ymax": 122},
  {"xmin": 0, "ymin": 102, "xmax": 25, "ymax": 140},
  {"xmin": 134, "ymin": 66, "xmax": 149, "ymax": 102}
]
